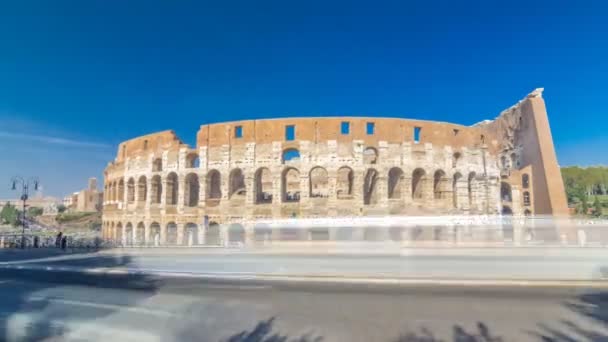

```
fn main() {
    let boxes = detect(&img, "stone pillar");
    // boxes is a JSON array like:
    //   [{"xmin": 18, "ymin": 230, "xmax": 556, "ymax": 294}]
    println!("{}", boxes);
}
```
[
  {"xmin": 160, "ymin": 177, "xmax": 167, "ymax": 208},
  {"xmin": 145, "ymin": 176, "xmax": 152, "ymax": 210},
  {"xmin": 144, "ymin": 222, "xmax": 150, "ymax": 246},
  {"xmin": 160, "ymin": 223, "xmax": 167, "ymax": 245},
  {"xmin": 299, "ymin": 168, "xmax": 309, "ymax": 208},
  {"xmin": 245, "ymin": 172, "xmax": 255, "ymax": 206},
  {"xmin": 177, "ymin": 175, "xmax": 186, "ymax": 213},
  {"xmin": 177, "ymin": 223, "xmax": 185, "ymax": 246},
  {"xmin": 376, "ymin": 171, "xmax": 388, "ymax": 209}
]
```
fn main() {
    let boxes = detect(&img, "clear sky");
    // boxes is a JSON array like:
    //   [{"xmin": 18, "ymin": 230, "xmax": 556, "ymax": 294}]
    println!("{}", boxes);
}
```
[{"xmin": 1, "ymin": 0, "xmax": 607, "ymax": 199}]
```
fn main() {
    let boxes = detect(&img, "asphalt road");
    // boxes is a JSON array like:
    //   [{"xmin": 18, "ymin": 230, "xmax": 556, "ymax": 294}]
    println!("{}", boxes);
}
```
[{"xmin": 1, "ymin": 267, "xmax": 607, "ymax": 342}]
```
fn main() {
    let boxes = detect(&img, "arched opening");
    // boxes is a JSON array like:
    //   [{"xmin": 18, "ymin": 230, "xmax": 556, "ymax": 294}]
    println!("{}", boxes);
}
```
[
  {"xmin": 363, "ymin": 168, "xmax": 379, "ymax": 205},
  {"xmin": 151, "ymin": 175, "xmax": 162, "ymax": 204},
  {"xmin": 433, "ymin": 170, "xmax": 447, "ymax": 200},
  {"xmin": 388, "ymin": 167, "xmax": 404, "ymax": 199},
  {"xmin": 453, "ymin": 172, "xmax": 462, "ymax": 208},
  {"xmin": 228, "ymin": 223, "xmax": 246, "ymax": 244},
  {"xmin": 125, "ymin": 223, "xmax": 133, "ymax": 246},
  {"xmin": 336, "ymin": 166, "xmax": 354, "ymax": 198},
  {"xmin": 186, "ymin": 152, "xmax": 200, "ymax": 168},
  {"xmin": 184, "ymin": 173, "xmax": 199, "ymax": 207},
  {"xmin": 501, "ymin": 182, "xmax": 512, "ymax": 202},
  {"xmin": 229, "ymin": 168, "xmax": 246, "ymax": 198},
  {"xmin": 282, "ymin": 148, "xmax": 300, "ymax": 164},
  {"xmin": 118, "ymin": 179, "xmax": 125, "ymax": 202},
  {"xmin": 206, "ymin": 170, "xmax": 222, "ymax": 201},
  {"xmin": 116, "ymin": 223, "xmax": 123, "ymax": 245},
  {"xmin": 152, "ymin": 158, "xmax": 162, "ymax": 172},
  {"xmin": 389, "ymin": 226, "xmax": 404, "ymax": 242},
  {"xmin": 127, "ymin": 178, "xmax": 135, "ymax": 203},
  {"xmin": 500, "ymin": 155, "xmax": 508, "ymax": 169},
  {"xmin": 136, "ymin": 222, "xmax": 145, "ymax": 246},
  {"xmin": 523, "ymin": 191, "xmax": 531, "ymax": 206},
  {"xmin": 412, "ymin": 168, "xmax": 426, "ymax": 200},
  {"xmin": 452, "ymin": 152, "xmax": 462, "ymax": 168},
  {"xmin": 137, "ymin": 176, "xmax": 147, "ymax": 204},
  {"xmin": 524, "ymin": 209, "xmax": 532, "ymax": 216},
  {"xmin": 254, "ymin": 224, "xmax": 272, "ymax": 242},
  {"xmin": 522, "ymin": 174, "xmax": 530, "ymax": 189},
  {"xmin": 363, "ymin": 147, "xmax": 378, "ymax": 164},
  {"xmin": 282, "ymin": 168, "xmax": 300, "ymax": 202},
  {"xmin": 510, "ymin": 152, "xmax": 517, "ymax": 168},
  {"xmin": 468, "ymin": 172, "xmax": 476, "ymax": 208},
  {"xmin": 205, "ymin": 221, "xmax": 221, "ymax": 245},
  {"xmin": 501, "ymin": 206, "xmax": 513, "ymax": 241},
  {"xmin": 111, "ymin": 181, "xmax": 116, "ymax": 201},
  {"xmin": 166, "ymin": 222, "xmax": 178, "ymax": 245},
  {"xmin": 254, "ymin": 168, "xmax": 273, "ymax": 204},
  {"xmin": 309, "ymin": 167, "xmax": 329, "ymax": 198},
  {"xmin": 185, "ymin": 223, "xmax": 199, "ymax": 246},
  {"xmin": 166, "ymin": 172, "xmax": 179, "ymax": 205},
  {"xmin": 149, "ymin": 222, "xmax": 161, "ymax": 246}
]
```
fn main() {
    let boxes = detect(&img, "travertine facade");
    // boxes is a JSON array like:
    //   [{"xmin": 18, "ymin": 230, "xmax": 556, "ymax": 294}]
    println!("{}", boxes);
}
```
[{"xmin": 101, "ymin": 89, "xmax": 568, "ymax": 246}]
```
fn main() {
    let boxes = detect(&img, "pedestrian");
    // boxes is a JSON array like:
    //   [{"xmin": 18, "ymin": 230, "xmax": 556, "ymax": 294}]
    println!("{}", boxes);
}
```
[
  {"xmin": 61, "ymin": 236, "xmax": 67, "ymax": 251},
  {"xmin": 55, "ymin": 232, "xmax": 63, "ymax": 248}
]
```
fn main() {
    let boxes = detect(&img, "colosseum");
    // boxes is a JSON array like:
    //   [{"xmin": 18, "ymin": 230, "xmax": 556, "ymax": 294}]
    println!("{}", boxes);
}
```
[{"xmin": 101, "ymin": 88, "xmax": 569, "ymax": 246}]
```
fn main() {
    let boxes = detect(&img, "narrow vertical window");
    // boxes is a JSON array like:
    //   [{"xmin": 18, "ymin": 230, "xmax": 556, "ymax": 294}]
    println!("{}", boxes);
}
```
[
  {"xmin": 285, "ymin": 125, "xmax": 295, "ymax": 141},
  {"xmin": 235, "ymin": 125, "xmax": 243, "ymax": 138},
  {"xmin": 366, "ymin": 122, "xmax": 375, "ymax": 135},
  {"xmin": 414, "ymin": 127, "xmax": 421, "ymax": 143},
  {"xmin": 341, "ymin": 122, "xmax": 350, "ymax": 135},
  {"xmin": 143, "ymin": 140, "xmax": 148, "ymax": 150}
]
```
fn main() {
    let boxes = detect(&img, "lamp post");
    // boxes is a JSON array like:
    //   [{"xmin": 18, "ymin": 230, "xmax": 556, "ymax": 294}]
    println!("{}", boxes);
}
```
[{"xmin": 10, "ymin": 176, "xmax": 39, "ymax": 249}]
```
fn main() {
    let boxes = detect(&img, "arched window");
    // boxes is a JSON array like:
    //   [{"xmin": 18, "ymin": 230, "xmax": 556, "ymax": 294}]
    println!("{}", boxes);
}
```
[
  {"xmin": 524, "ymin": 209, "xmax": 532, "ymax": 216},
  {"xmin": 468, "ymin": 172, "xmax": 476, "ymax": 208},
  {"xmin": 229, "ymin": 168, "xmax": 246, "ymax": 198},
  {"xmin": 501, "ymin": 155, "xmax": 508, "ymax": 169},
  {"xmin": 166, "ymin": 172, "xmax": 178, "ymax": 205},
  {"xmin": 206, "ymin": 170, "xmax": 222, "ymax": 200},
  {"xmin": 309, "ymin": 167, "xmax": 329, "ymax": 198},
  {"xmin": 412, "ymin": 168, "xmax": 426, "ymax": 200},
  {"xmin": 433, "ymin": 170, "xmax": 447, "ymax": 200},
  {"xmin": 205, "ymin": 221, "xmax": 221, "ymax": 245},
  {"xmin": 151, "ymin": 175, "xmax": 162, "ymax": 204},
  {"xmin": 282, "ymin": 167, "xmax": 300, "ymax": 202},
  {"xmin": 185, "ymin": 223, "xmax": 199, "ymax": 246},
  {"xmin": 388, "ymin": 167, "xmax": 404, "ymax": 199},
  {"xmin": 149, "ymin": 222, "xmax": 161, "ymax": 246},
  {"xmin": 228, "ymin": 223, "xmax": 246, "ymax": 244},
  {"xmin": 522, "ymin": 174, "xmax": 530, "ymax": 189},
  {"xmin": 453, "ymin": 172, "xmax": 462, "ymax": 208},
  {"xmin": 127, "ymin": 178, "xmax": 135, "ymax": 203},
  {"xmin": 523, "ymin": 191, "xmax": 531, "ymax": 206},
  {"xmin": 254, "ymin": 168, "xmax": 273, "ymax": 204},
  {"xmin": 510, "ymin": 153, "xmax": 518, "ymax": 168},
  {"xmin": 137, "ymin": 176, "xmax": 147, "ymax": 203},
  {"xmin": 184, "ymin": 173, "xmax": 199, "ymax": 207},
  {"xmin": 337, "ymin": 166, "xmax": 354, "ymax": 198},
  {"xmin": 186, "ymin": 153, "xmax": 200, "ymax": 168},
  {"xmin": 136, "ymin": 222, "xmax": 145, "ymax": 246},
  {"xmin": 363, "ymin": 147, "xmax": 378, "ymax": 164},
  {"xmin": 363, "ymin": 168, "xmax": 379, "ymax": 205},
  {"xmin": 166, "ymin": 222, "xmax": 178, "ymax": 245},
  {"xmin": 282, "ymin": 148, "xmax": 300, "ymax": 164},
  {"xmin": 125, "ymin": 223, "xmax": 133, "ymax": 245},
  {"xmin": 452, "ymin": 152, "xmax": 461, "ymax": 168},
  {"xmin": 501, "ymin": 182, "xmax": 512, "ymax": 202},
  {"xmin": 152, "ymin": 158, "xmax": 162, "ymax": 172}
]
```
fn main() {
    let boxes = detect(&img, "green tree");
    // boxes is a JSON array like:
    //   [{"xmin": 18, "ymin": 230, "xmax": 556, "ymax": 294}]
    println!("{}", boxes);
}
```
[
  {"xmin": 579, "ymin": 196, "xmax": 589, "ymax": 215},
  {"xmin": 27, "ymin": 206, "xmax": 43, "ymax": 217},
  {"xmin": 0, "ymin": 203, "xmax": 20, "ymax": 226},
  {"xmin": 57, "ymin": 204, "xmax": 67, "ymax": 213},
  {"xmin": 593, "ymin": 196, "xmax": 603, "ymax": 217}
]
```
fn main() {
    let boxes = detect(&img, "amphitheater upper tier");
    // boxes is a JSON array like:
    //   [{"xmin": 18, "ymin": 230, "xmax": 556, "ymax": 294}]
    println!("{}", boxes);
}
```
[{"xmin": 102, "ymin": 89, "xmax": 569, "ymax": 245}]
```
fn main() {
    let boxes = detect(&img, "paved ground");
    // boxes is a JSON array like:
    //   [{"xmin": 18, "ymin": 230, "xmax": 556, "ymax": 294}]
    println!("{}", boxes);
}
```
[{"xmin": 1, "ymin": 266, "xmax": 607, "ymax": 342}]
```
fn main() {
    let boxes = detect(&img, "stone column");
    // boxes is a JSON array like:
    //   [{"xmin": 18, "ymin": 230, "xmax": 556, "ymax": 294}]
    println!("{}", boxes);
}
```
[
  {"xmin": 177, "ymin": 174, "xmax": 186, "ymax": 213},
  {"xmin": 145, "ymin": 176, "xmax": 152, "ymax": 210},
  {"xmin": 160, "ymin": 223, "xmax": 167, "ymax": 245},
  {"xmin": 177, "ymin": 223, "xmax": 185, "ymax": 246},
  {"xmin": 144, "ymin": 222, "xmax": 150, "ymax": 246},
  {"xmin": 160, "ymin": 177, "xmax": 167, "ymax": 208}
]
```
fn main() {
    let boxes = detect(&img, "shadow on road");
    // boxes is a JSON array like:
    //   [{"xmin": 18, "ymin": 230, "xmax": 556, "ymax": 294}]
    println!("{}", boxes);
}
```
[{"xmin": 0, "ymin": 252, "xmax": 159, "ymax": 341}]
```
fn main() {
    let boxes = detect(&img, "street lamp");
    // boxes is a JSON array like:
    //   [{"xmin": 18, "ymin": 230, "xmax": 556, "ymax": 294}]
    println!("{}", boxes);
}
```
[{"xmin": 10, "ymin": 176, "xmax": 40, "ymax": 249}]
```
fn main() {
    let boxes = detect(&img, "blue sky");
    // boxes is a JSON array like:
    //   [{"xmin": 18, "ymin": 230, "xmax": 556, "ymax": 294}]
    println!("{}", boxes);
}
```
[{"xmin": 1, "ymin": 0, "xmax": 607, "ymax": 199}]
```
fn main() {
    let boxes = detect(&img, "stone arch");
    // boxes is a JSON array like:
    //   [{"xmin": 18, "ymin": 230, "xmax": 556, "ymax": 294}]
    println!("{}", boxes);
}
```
[
  {"xmin": 254, "ymin": 168, "xmax": 273, "ymax": 204},
  {"xmin": 500, "ymin": 155, "xmax": 508, "ymax": 169},
  {"xmin": 363, "ymin": 168, "xmax": 379, "ymax": 205},
  {"xmin": 282, "ymin": 148, "xmax": 300, "ymax": 164},
  {"xmin": 229, "ymin": 168, "xmax": 246, "ymax": 198},
  {"xmin": 433, "ymin": 170, "xmax": 447, "ymax": 200},
  {"xmin": 363, "ymin": 147, "xmax": 378, "ymax": 164},
  {"xmin": 336, "ymin": 166, "xmax": 354, "ymax": 198},
  {"xmin": 166, "ymin": 222, "xmax": 178, "ymax": 245},
  {"xmin": 127, "ymin": 178, "xmax": 135, "ymax": 203},
  {"xmin": 412, "ymin": 168, "xmax": 426, "ymax": 200},
  {"xmin": 149, "ymin": 222, "xmax": 161, "ymax": 246},
  {"xmin": 524, "ymin": 209, "xmax": 532, "ymax": 216},
  {"xmin": 166, "ymin": 172, "xmax": 179, "ymax": 205},
  {"xmin": 136, "ymin": 222, "xmax": 145, "ymax": 245},
  {"xmin": 185, "ymin": 222, "xmax": 199, "ymax": 246},
  {"xmin": 468, "ymin": 172, "xmax": 476, "ymax": 208},
  {"xmin": 453, "ymin": 172, "xmax": 462, "ymax": 208},
  {"xmin": 151, "ymin": 175, "xmax": 162, "ymax": 204},
  {"xmin": 125, "ymin": 222, "xmax": 134, "ymax": 245},
  {"xmin": 137, "ymin": 176, "xmax": 147, "ymax": 203},
  {"xmin": 186, "ymin": 152, "xmax": 200, "ymax": 168},
  {"xmin": 206, "ymin": 169, "xmax": 222, "ymax": 200},
  {"xmin": 388, "ymin": 167, "xmax": 404, "ymax": 199},
  {"xmin": 523, "ymin": 191, "xmax": 531, "ymax": 206},
  {"xmin": 522, "ymin": 173, "xmax": 530, "ymax": 189},
  {"xmin": 501, "ymin": 182, "xmax": 512, "ymax": 202},
  {"xmin": 501, "ymin": 205, "xmax": 514, "ymax": 240},
  {"xmin": 228, "ymin": 223, "xmax": 246, "ymax": 244},
  {"xmin": 118, "ymin": 179, "xmax": 125, "ymax": 202},
  {"xmin": 452, "ymin": 152, "xmax": 462, "ymax": 168},
  {"xmin": 254, "ymin": 224, "xmax": 272, "ymax": 242},
  {"xmin": 152, "ymin": 158, "xmax": 163, "ymax": 172},
  {"xmin": 116, "ymin": 222, "xmax": 123, "ymax": 245},
  {"xmin": 205, "ymin": 221, "xmax": 221, "ymax": 245},
  {"xmin": 309, "ymin": 167, "xmax": 329, "ymax": 198},
  {"xmin": 282, "ymin": 167, "xmax": 301, "ymax": 202},
  {"xmin": 510, "ymin": 152, "xmax": 518, "ymax": 168},
  {"xmin": 184, "ymin": 173, "xmax": 199, "ymax": 207}
]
